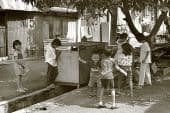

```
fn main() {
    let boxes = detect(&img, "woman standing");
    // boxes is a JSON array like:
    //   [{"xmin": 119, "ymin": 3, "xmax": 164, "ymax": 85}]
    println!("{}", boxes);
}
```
[{"xmin": 116, "ymin": 43, "xmax": 133, "ymax": 96}]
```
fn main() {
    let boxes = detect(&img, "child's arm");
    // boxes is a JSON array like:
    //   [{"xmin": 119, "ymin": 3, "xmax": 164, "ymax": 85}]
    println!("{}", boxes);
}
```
[
  {"xmin": 13, "ymin": 52, "xmax": 24, "ymax": 66},
  {"xmin": 115, "ymin": 64, "xmax": 127, "ymax": 76},
  {"xmin": 97, "ymin": 74, "xmax": 104, "ymax": 81},
  {"xmin": 56, "ymin": 50, "xmax": 61, "ymax": 60},
  {"xmin": 79, "ymin": 57, "xmax": 87, "ymax": 64},
  {"xmin": 110, "ymin": 58, "xmax": 115, "ymax": 62}
]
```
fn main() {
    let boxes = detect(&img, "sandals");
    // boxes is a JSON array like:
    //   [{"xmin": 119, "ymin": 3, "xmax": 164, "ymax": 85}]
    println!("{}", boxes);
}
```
[
  {"xmin": 96, "ymin": 104, "xmax": 106, "ymax": 108},
  {"xmin": 110, "ymin": 106, "xmax": 119, "ymax": 109},
  {"xmin": 97, "ymin": 104, "xmax": 119, "ymax": 109},
  {"xmin": 17, "ymin": 87, "xmax": 28, "ymax": 92}
]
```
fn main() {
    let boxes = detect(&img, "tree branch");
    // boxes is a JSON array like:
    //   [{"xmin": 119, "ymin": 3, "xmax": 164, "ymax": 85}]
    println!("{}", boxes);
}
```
[
  {"xmin": 120, "ymin": 5, "xmax": 141, "ymax": 36},
  {"xmin": 149, "ymin": 11, "xmax": 167, "ymax": 38},
  {"xmin": 164, "ymin": 15, "xmax": 170, "ymax": 35}
]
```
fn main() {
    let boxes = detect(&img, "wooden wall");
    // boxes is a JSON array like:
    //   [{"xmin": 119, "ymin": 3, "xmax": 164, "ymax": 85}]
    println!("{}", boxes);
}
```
[
  {"xmin": 0, "ymin": 13, "xmax": 6, "ymax": 57},
  {"xmin": 0, "ymin": 26, "xmax": 6, "ymax": 57},
  {"xmin": 7, "ymin": 15, "xmax": 44, "ymax": 58},
  {"xmin": 4, "ymin": 12, "xmax": 78, "ymax": 59}
]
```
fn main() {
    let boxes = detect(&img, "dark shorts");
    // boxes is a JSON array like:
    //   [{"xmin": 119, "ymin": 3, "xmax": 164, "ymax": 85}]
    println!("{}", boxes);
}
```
[{"xmin": 101, "ymin": 79, "xmax": 114, "ymax": 89}]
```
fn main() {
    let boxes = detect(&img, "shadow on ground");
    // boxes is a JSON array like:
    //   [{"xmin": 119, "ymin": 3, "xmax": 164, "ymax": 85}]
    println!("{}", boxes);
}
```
[{"xmin": 53, "ymin": 80, "xmax": 170, "ymax": 113}]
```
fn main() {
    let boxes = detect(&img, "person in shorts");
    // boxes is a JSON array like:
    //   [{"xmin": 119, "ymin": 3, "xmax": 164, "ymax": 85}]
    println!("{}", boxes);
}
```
[
  {"xmin": 97, "ymin": 49, "xmax": 118, "ymax": 109},
  {"xmin": 79, "ymin": 48, "xmax": 102, "ymax": 98}
]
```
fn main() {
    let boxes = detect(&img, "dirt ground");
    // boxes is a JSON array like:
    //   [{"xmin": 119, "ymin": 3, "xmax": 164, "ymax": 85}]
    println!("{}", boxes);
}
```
[{"xmin": 14, "ymin": 78, "xmax": 170, "ymax": 113}]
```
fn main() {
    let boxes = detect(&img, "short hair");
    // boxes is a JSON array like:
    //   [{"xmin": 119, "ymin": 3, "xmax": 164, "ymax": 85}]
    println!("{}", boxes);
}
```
[
  {"xmin": 104, "ymin": 49, "xmax": 112, "ymax": 57},
  {"xmin": 119, "ymin": 33, "xmax": 128, "ymax": 39},
  {"xmin": 13, "ymin": 40, "xmax": 21, "ymax": 49},
  {"xmin": 122, "ymin": 43, "xmax": 132, "ymax": 56},
  {"xmin": 55, "ymin": 35, "xmax": 61, "ymax": 38},
  {"xmin": 51, "ymin": 38, "xmax": 61, "ymax": 46}
]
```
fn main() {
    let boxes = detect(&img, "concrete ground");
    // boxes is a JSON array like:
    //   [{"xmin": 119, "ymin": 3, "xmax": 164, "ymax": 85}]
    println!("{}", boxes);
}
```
[
  {"xmin": 14, "ymin": 79, "xmax": 170, "ymax": 113},
  {"xmin": 0, "ymin": 59, "xmax": 47, "ymax": 100}
]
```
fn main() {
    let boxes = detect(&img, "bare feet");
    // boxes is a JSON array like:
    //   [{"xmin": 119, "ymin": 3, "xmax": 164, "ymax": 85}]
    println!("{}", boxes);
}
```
[
  {"xmin": 17, "ymin": 88, "xmax": 26, "ymax": 93},
  {"xmin": 23, "ymin": 87, "xmax": 29, "ymax": 91},
  {"xmin": 137, "ymin": 85, "xmax": 143, "ymax": 89}
]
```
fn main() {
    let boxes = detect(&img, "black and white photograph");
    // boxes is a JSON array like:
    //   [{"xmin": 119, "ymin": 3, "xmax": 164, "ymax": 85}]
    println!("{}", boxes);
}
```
[{"xmin": 0, "ymin": 0, "xmax": 170, "ymax": 113}]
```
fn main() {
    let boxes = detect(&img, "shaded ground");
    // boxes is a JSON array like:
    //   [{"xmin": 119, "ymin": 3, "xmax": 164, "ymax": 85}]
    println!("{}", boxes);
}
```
[
  {"xmin": 0, "ymin": 59, "xmax": 47, "ymax": 100},
  {"xmin": 14, "ymin": 79, "xmax": 170, "ymax": 113}
]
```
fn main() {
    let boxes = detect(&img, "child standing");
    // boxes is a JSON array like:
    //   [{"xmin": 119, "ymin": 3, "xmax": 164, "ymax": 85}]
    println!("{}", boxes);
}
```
[
  {"xmin": 97, "ymin": 49, "xmax": 118, "ymax": 109},
  {"xmin": 116, "ymin": 43, "xmax": 133, "ymax": 96},
  {"xmin": 114, "ymin": 33, "xmax": 132, "ymax": 96},
  {"xmin": 13, "ymin": 40, "xmax": 28, "ymax": 92},
  {"xmin": 79, "ymin": 49, "xmax": 102, "ymax": 98},
  {"xmin": 45, "ymin": 38, "xmax": 61, "ymax": 87}
]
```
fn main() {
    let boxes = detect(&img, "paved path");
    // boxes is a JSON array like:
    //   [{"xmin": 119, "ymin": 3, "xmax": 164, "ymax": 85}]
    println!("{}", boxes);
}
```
[
  {"xmin": 0, "ymin": 59, "xmax": 47, "ymax": 100},
  {"xmin": 14, "ymin": 79, "xmax": 170, "ymax": 113}
]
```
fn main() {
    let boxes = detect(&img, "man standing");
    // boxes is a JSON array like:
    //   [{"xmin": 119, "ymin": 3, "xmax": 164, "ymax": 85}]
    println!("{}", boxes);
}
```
[{"xmin": 138, "ymin": 34, "xmax": 152, "ymax": 89}]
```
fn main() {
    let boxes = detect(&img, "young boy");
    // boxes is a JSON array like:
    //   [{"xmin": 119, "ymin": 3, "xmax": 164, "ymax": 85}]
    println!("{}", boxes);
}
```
[
  {"xmin": 97, "ymin": 49, "xmax": 118, "ymax": 109},
  {"xmin": 79, "ymin": 48, "xmax": 102, "ymax": 98},
  {"xmin": 45, "ymin": 38, "xmax": 61, "ymax": 88}
]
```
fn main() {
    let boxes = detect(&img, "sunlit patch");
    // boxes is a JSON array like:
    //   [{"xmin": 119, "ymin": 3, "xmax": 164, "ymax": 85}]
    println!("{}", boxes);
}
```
[{"xmin": 0, "ymin": 0, "xmax": 38, "ymax": 11}]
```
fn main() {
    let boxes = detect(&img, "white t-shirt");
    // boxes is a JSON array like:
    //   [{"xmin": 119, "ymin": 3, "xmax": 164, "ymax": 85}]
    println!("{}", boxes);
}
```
[
  {"xmin": 140, "ymin": 42, "xmax": 151, "ymax": 63},
  {"xmin": 45, "ymin": 44, "xmax": 58, "ymax": 67},
  {"xmin": 101, "ymin": 58, "xmax": 114, "ymax": 79}
]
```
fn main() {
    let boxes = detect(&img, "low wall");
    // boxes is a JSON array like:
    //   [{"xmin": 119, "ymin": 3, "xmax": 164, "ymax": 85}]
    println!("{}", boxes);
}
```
[{"xmin": 0, "ymin": 86, "xmax": 74, "ymax": 113}]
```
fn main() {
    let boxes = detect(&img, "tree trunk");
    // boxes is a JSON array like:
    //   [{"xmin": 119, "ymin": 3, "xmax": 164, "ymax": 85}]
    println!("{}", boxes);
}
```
[
  {"xmin": 120, "ymin": 6, "xmax": 141, "ymax": 37},
  {"xmin": 120, "ymin": 4, "xmax": 167, "ymax": 45},
  {"xmin": 164, "ymin": 14, "xmax": 170, "ymax": 35},
  {"xmin": 120, "ymin": 0, "xmax": 167, "ymax": 44},
  {"xmin": 110, "ymin": 5, "xmax": 118, "ymax": 44}
]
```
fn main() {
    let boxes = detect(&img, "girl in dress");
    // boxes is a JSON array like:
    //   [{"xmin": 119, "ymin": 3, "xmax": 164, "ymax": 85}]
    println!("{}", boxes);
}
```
[{"xmin": 13, "ymin": 40, "xmax": 28, "ymax": 92}]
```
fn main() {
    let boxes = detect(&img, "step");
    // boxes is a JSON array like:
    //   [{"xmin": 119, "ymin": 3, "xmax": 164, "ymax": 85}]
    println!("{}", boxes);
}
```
[{"xmin": 0, "ymin": 86, "xmax": 74, "ymax": 113}]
